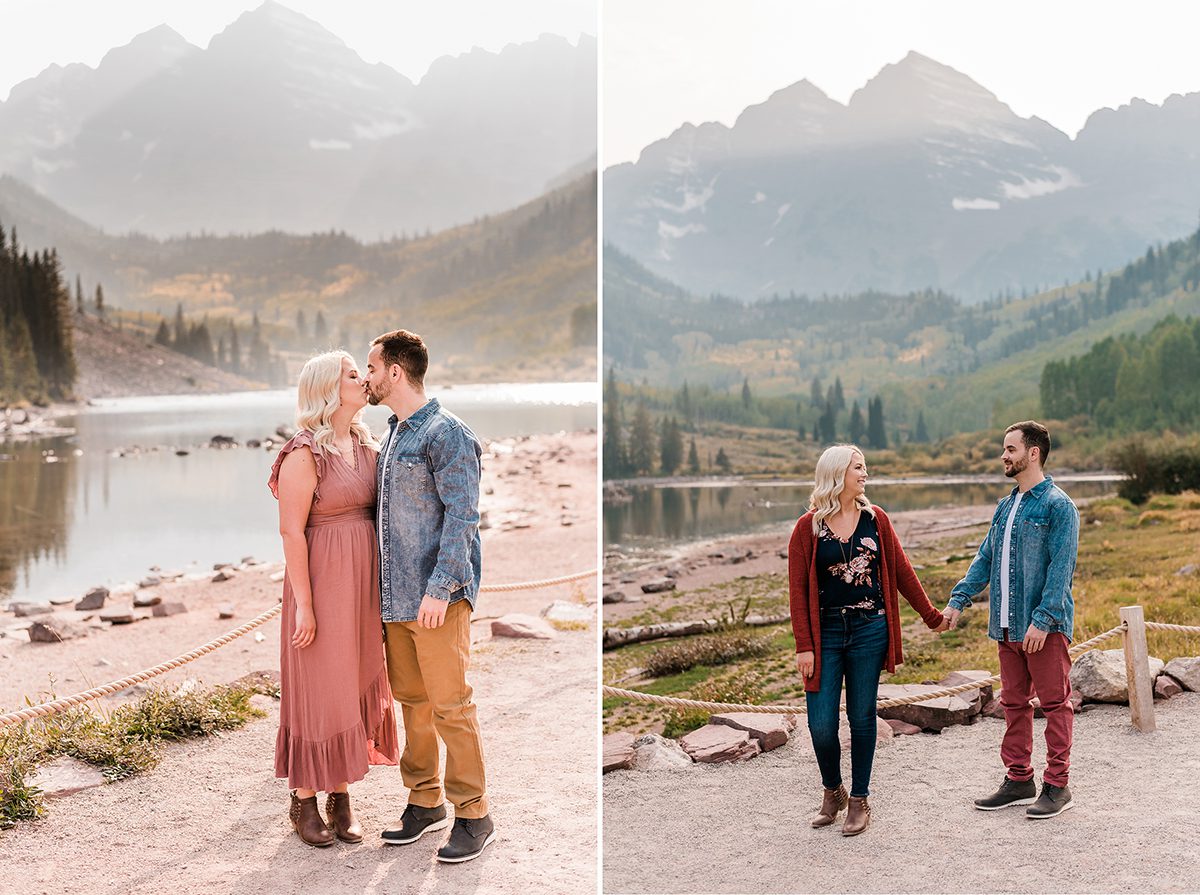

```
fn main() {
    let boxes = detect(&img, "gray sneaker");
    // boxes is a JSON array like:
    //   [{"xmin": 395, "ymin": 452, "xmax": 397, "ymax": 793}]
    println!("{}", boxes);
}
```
[
  {"xmin": 381, "ymin": 803, "xmax": 450, "ymax": 845},
  {"xmin": 1026, "ymin": 783, "xmax": 1073, "ymax": 819},
  {"xmin": 973, "ymin": 776, "xmax": 1037, "ymax": 810}
]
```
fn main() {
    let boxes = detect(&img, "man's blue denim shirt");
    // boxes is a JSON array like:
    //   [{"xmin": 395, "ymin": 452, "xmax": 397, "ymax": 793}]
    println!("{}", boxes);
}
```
[
  {"xmin": 948, "ymin": 475, "xmax": 1079, "ymax": 641},
  {"xmin": 376, "ymin": 397, "xmax": 483, "ymax": 623}
]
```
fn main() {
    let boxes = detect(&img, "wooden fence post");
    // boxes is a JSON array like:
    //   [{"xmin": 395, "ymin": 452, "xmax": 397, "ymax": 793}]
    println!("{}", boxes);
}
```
[{"xmin": 1120, "ymin": 605, "xmax": 1156, "ymax": 733}]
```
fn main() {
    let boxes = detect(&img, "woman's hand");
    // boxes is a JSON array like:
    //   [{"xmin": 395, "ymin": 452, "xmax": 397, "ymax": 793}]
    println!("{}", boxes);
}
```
[
  {"xmin": 293, "ymin": 604, "xmax": 317, "ymax": 649},
  {"xmin": 795, "ymin": 650, "xmax": 815, "ymax": 679}
]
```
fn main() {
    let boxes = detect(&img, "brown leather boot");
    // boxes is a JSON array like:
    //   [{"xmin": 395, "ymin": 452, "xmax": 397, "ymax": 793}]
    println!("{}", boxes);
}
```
[
  {"xmin": 325, "ymin": 791, "xmax": 363, "ymax": 843},
  {"xmin": 842, "ymin": 796, "xmax": 871, "ymax": 836},
  {"xmin": 289, "ymin": 792, "xmax": 334, "ymax": 847},
  {"xmin": 810, "ymin": 784, "xmax": 848, "ymax": 828}
]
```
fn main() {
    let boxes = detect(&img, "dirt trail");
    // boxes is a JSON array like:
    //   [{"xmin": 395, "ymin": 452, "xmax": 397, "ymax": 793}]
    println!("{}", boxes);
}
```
[
  {"xmin": 603, "ymin": 694, "xmax": 1200, "ymax": 894},
  {"xmin": 0, "ymin": 431, "xmax": 599, "ymax": 895}
]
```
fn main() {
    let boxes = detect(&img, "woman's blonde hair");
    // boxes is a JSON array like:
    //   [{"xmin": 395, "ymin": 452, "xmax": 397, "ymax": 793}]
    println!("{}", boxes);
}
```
[
  {"xmin": 809, "ymin": 443, "xmax": 874, "ymax": 535},
  {"xmin": 295, "ymin": 350, "xmax": 379, "ymax": 454}
]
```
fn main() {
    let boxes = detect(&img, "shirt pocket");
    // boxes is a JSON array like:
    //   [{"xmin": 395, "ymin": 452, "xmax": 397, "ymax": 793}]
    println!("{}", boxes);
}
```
[
  {"xmin": 393, "ymin": 453, "xmax": 436, "ymax": 504},
  {"xmin": 1022, "ymin": 515, "xmax": 1051, "ymax": 546}
]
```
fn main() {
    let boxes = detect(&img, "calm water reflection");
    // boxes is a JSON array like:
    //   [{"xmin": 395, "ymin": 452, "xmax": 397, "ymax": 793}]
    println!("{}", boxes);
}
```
[
  {"xmin": 604, "ymin": 478, "xmax": 1119, "ymax": 555},
  {"xmin": 1, "ymin": 383, "xmax": 596, "ymax": 601}
]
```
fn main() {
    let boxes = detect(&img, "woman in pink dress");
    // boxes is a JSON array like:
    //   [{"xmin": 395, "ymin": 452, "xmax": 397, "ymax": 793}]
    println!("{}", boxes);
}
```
[{"xmin": 268, "ymin": 350, "xmax": 398, "ymax": 847}]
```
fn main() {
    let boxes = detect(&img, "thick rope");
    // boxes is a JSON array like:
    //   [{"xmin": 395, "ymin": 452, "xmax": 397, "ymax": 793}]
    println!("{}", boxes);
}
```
[
  {"xmin": 603, "ymin": 623, "xmax": 1130, "ymax": 714},
  {"xmin": 0, "ymin": 568, "xmax": 597, "ymax": 728},
  {"xmin": 1144, "ymin": 622, "xmax": 1200, "ymax": 634}
]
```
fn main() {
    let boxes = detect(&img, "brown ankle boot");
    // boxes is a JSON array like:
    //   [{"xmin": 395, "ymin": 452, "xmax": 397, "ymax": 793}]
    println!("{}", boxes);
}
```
[
  {"xmin": 811, "ymin": 784, "xmax": 848, "ymax": 828},
  {"xmin": 289, "ymin": 792, "xmax": 334, "ymax": 847},
  {"xmin": 842, "ymin": 795, "xmax": 871, "ymax": 836},
  {"xmin": 325, "ymin": 791, "xmax": 363, "ymax": 843}
]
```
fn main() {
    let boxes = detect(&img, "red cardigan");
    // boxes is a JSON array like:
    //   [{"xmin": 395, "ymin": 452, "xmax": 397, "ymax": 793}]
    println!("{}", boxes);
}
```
[{"xmin": 788, "ymin": 505, "xmax": 943, "ymax": 692}]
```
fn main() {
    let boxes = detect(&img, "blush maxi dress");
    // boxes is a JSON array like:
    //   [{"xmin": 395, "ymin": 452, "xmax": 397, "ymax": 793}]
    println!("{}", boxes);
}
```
[{"xmin": 268, "ymin": 431, "xmax": 398, "ymax": 791}]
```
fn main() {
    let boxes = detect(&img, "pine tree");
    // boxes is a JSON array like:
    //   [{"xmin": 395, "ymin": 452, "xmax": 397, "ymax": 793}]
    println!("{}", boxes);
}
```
[
  {"xmin": 810, "ymin": 376, "xmax": 823, "ymax": 408},
  {"xmin": 628, "ymin": 402, "xmax": 656, "ymax": 475},
  {"xmin": 154, "ymin": 320, "xmax": 172, "ymax": 346},
  {"xmin": 229, "ymin": 324, "xmax": 241, "ymax": 375},
  {"xmin": 75, "ymin": 275, "xmax": 84, "ymax": 315},
  {"xmin": 94, "ymin": 284, "xmax": 104, "ymax": 318},
  {"xmin": 715, "ymin": 447, "xmax": 731, "ymax": 472},
  {"xmin": 867, "ymin": 397, "xmax": 888, "ymax": 449},
  {"xmin": 687, "ymin": 437, "xmax": 700, "ymax": 474},
  {"xmin": 296, "ymin": 309, "xmax": 308, "ymax": 339},
  {"xmin": 741, "ymin": 377, "xmax": 752, "ymax": 409},
  {"xmin": 819, "ymin": 400, "xmax": 837, "ymax": 443},
  {"xmin": 660, "ymin": 416, "xmax": 684, "ymax": 475},
  {"xmin": 914, "ymin": 411, "xmax": 929, "ymax": 443},
  {"xmin": 314, "ymin": 310, "xmax": 329, "ymax": 345},
  {"xmin": 849, "ymin": 400, "xmax": 865, "ymax": 444},
  {"xmin": 602, "ymin": 366, "xmax": 627, "ymax": 478},
  {"xmin": 833, "ymin": 377, "xmax": 846, "ymax": 413}
]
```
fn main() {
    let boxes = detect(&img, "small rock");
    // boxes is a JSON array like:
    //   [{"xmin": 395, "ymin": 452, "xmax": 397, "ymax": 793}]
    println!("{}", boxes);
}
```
[
  {"xmin": 152, "ymin": 601, "xmax": 188, "ymax": 618},
  {"xmin": 491, "ymin": 614, "xmax": 556, "ymax": 639},
  {"xmin": 602, "ymin": 589, "xmax": 626, "ymax": 604},
  {"xmin": 603, "ymin": 732, "xmax": 637, "ymax": 773},
  {"xmin": 1163, "ymin": 656, "xmax": 1200, "ymax": 691},
  {"xmin": 632, "ymin": 734, "xmax": 694, "ymax": 771},
  {"xmin": 1154, "ymin": 674, "xmax": 1183, "ymax": 699},
  {"xmin": 213, "ymin": 562, "xmax": 232, "ymax": 571},
  {"xmin": 269, "ymin": 570, "xmax": 286, "ymax": 583},
  {"xmin": 245, "ymin": 439, "xmax": 261, "ymax": 449},
  {"xmin": 212, "ymin": 569, "xmax": 236, "ymax": 583},
  {"xmin": 210, "ymin": 434, "xmax": 237, "ymax": 447},
  {"xmin": 100, "ymin": 609, "xmax": 135, "ymax": 625},
  {"xmin": 540, "ymin": 601, "xmax": 593, "ymax": 623},
  {"xmin": 218, "ymin": 605, "xmax": 236, "ymax": 620},
  {"xmin": 876, "ymin": 684, "xmax": 978, "ymax": 731},
  {"xmin": 28, "ymin": 757, "xmax": 107, "ymax": 798},
  {"xmin": 679, "ymin": 724, "xmax": 761, "ymax": 763},
  {"xmin": 938, "ymin": 670, "xmax": 995, "ymax": 710},
  {"xmin": 884, "ymin": 719, "xmax": 924, "ymax": 736},
  {"xmin": 138, "ymin": 574, "xmax": 162, "ymax": 588},
  {"xmin": 1071, "ymin": 649, "xmax": 1165, "ymax": 703},
  {"xmin": 710, "ymin": 712, "xmax": 797, "ymax": 752},
  {"xmin": 980, "ymin": 697, "xmax": 1005, "ymax": 719},
  {"xmin": 241, "ymin": 556, "xmax": 258, "ymax": 566},
  {"xmin": 640, "ymin": 578, "xmax": 676, "ymax": 594},
  {"xmin": 132, "ymin": 591, "xmax": 162, "ymax": 608},
  {"xmin": 276, "ymin": 425, "xmax": 295, "ymax": 440},
  {"xmin": 75, "ymin": 586, "xmax": 109, "ymax": 611},
  {"xmin": 29, "ymin": 619, "xmax": 85, "ymax": 643},
  {"xmin": 48, "ymin": 595, "xmax": 74, "ymax": 606},
  {"xmin": 1176, "ymin": 564, "xmax": 1199, "ymax": 577},
  {"xmin": 11, "ymin": 602, "xmax": 54, "ymax": 618},
  {"xmin": 253, "ymin": 632, "xmax": 265, "ymax": 643}
]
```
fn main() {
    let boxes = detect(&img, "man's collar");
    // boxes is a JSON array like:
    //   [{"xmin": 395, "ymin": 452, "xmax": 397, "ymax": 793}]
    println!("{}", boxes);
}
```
[
  {"xmin": 389, "ymin": 396, "xmax": 439, "ymax": 430},
  {"xmin": 1010, "ymin": 474, "xmax": 1053, "ymax": 500}
]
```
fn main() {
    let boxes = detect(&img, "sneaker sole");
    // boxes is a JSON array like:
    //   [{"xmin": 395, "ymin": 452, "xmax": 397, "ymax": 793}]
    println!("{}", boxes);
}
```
[
  {"xmin": 1026, "ymin": 800, "xmax": 1074, "ymax": 820},
  {"xmin": 973, "ymin": 797, "xmax": 1037, "ymax": 811},
  {"xmin": 436, "ymin": 830, "xmax": 497, "ymax": 863},
  {"xmin": 381, "ymin": 817, "xmax": 450, "ymax": 845}
]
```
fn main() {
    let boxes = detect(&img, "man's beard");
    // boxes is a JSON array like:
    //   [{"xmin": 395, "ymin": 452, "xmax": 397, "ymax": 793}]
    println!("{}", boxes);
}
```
[
  {"xmin": 1004, "ymin": 455, "xmax": 1028, "ymax": 478},
  {"xmin": 365, "ymin": 381, "xmax": 389, "ymax": 406}
]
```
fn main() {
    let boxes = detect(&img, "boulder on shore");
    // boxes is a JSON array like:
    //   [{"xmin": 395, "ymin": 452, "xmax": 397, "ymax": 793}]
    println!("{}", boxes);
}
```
[
  {"xmin": 75, "ymin": 587, "xmax": 109, "ymax": 611},
  {"xmin": 709, "ymin": 712, "xmax": 797, "ymax": 752},
  {"xmin": 641, "ymin": 578, "xmax": 676, "ymax": 594},
  {"xmin": 632, "ymin": 734, "xmax": 693, "ymax": 771},
  {"xmin": 603, "ymin": 733, "xmax": 637, "ymax": 773},
  {"xmin": 876, "ymin": 684, "xmax": 978, "ymax": 731},
  {"xmin": 1162, "ymin": 656, "xmax": 1200, "ymax": 692},
  {"xmin": 679, "ymin": 724, "xmax": 761, "ymax": 764},
  {"xmin": 1070, "ymin": 649, "xmax": 1165, "ymax": 703},
  {"xmin": 491, "ymin": 614, "xmax": 555, "ymax": 640}
]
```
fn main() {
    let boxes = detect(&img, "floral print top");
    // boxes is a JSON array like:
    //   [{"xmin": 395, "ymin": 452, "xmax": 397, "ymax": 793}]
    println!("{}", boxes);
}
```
[{"xmin": 816, "ymin": 512, "xmax": 884, "ymax": 610}]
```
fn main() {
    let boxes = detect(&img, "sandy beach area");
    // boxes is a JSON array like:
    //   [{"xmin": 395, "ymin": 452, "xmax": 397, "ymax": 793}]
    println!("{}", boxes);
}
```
[{"xmin": 1, "ymin": 430, "xmax": 599, "ymax": 895}]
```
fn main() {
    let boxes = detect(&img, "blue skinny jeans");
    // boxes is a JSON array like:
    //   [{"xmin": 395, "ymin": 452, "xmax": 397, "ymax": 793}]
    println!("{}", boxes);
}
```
[{"xmin": 805, "ymin": 607, "xmax": 888, "ymax": 798}]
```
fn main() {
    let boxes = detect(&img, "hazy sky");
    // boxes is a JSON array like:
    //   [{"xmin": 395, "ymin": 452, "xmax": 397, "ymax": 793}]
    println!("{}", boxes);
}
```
[
  {"xmin": 605, "ymin": 0, "xmax": 1200, "ymax": 165},
  {"xmin": 0, "ymin": 0, "xmax": 596, "ymax": 100}
]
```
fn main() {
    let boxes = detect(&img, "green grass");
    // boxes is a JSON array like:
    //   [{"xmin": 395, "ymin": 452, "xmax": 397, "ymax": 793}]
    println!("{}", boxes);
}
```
[
  {"xmin": 603, "ymin": 490, "xmax": 1200, "ymax": 734},
  {"xmin": 0, "ymin": 680, "xmax": 269, "ymax": 831}
]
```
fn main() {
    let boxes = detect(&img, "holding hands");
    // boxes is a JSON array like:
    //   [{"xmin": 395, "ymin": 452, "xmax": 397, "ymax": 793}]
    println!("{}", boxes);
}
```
[{"xmin": 796, "ymin": 650, "xmax": 815, "ymax": 679}]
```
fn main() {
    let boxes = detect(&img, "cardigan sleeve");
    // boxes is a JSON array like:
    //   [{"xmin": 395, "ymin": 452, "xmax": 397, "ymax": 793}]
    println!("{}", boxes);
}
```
[
  {"xmin": 877, "ymin": 508, "xmax": 944, "ymax": 630},
  {"xmin": 788, "ymin": 516, "xmax": 814, "ymax": 653}
]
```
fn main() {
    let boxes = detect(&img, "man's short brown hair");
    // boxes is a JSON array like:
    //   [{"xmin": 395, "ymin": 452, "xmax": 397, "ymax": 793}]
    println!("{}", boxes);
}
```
[
  {"xmin": 372, "ymin": 329, "xmax": 428, "ymax": 388},
  {"xmin": 1005, "ymin": 420, "xmax": 1051, "ymax": 466}
]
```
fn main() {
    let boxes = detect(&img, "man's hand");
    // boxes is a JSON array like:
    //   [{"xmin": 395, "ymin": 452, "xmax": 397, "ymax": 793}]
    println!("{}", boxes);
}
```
[
  {"xmin": 943, "ymin": 606, "xmax": 962, "ymax": 630},
  {"xmin": 933, "ymin": 617, "xmax": 951, "ymax": 634},
  {"xmin": 1022, "ymin": 624, "xmax": 1048, "ymax": 653},
  {"xmin": 795, "ymin": 651, "xmax": 815, "ymax": 679},
  {"xmin": 417, "ymin": 595, "xmax": 448, "ymax": 629}
]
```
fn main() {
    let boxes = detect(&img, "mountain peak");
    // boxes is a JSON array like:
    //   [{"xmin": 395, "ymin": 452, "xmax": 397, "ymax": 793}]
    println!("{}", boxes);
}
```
[{"xmin": 210, "ymin": 1, "xmax": 349, "ymax": 55}]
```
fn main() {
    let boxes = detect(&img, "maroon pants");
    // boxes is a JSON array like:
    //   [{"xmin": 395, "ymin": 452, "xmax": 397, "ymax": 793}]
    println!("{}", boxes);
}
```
[{"xmin": 997, "ymin": 632, "xmax": 1073, "ymax": 787}]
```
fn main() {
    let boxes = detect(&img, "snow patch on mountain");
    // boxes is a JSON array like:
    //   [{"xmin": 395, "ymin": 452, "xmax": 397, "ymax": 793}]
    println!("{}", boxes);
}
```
[
  {"xmin": 1000, "ymin": 165, "xmax": 1080, "ymax": 200},
  {"xmin": 652, "ymin": 177, "xmax": 716, "ymax": 214},
  {"xmin": 773, "ymin": 203, "xmax": 791, "ymax": 227},
  {"xmin": 952, "ymin": 197, "xmax": 1000, "ymax": 211}
]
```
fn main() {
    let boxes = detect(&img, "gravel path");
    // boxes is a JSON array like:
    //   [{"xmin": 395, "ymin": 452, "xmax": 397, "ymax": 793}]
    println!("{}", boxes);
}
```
[{"xmin": 603, "ymin": 694, "xmax": 1200, "ymax": 894}]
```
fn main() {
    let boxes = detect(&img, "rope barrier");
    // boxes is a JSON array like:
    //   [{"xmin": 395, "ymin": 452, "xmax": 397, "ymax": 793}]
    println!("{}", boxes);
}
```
[
  {"xmin": 603, "ymin": 623, "xmax": 1132, "ymax": 714},
  {"xmin": 0, "ymin": 568, "xmax": 597, "ymax": 729}
]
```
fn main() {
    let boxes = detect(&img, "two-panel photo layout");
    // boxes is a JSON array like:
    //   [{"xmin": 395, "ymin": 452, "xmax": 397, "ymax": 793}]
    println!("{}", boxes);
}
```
[{"xmin": 1, "ymin": 2, "xmax": 1198, "ymax": 894}]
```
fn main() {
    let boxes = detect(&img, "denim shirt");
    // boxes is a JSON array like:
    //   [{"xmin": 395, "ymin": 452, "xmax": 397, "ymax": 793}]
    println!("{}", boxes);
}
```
[
  {"xmin": 376, "ymin": 397, "xmax": 483, "ymax": 623},
  {"xmin": 948, "ymin": 475, "xmax": 1079, "ymax": 641}
]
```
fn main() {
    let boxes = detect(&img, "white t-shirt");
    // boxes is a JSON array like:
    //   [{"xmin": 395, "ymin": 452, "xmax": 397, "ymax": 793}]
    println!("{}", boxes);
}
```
[
  {"xmin": 999, "ymin": 491, "xmax": 1023, "ymax": 635},
  {"xmin": 377, "ymin": 422, "xmax": 398, "ymax": 555}
]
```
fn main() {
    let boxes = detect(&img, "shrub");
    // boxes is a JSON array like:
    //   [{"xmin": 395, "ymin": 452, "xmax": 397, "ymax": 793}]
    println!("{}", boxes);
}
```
[
  {"xmin": 644, "ymin": 631, "xmax": 774, "ymax": 678},
  {"xmin": 661, "ymin": 670, "xmax": 767, "ymax": 738}
]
